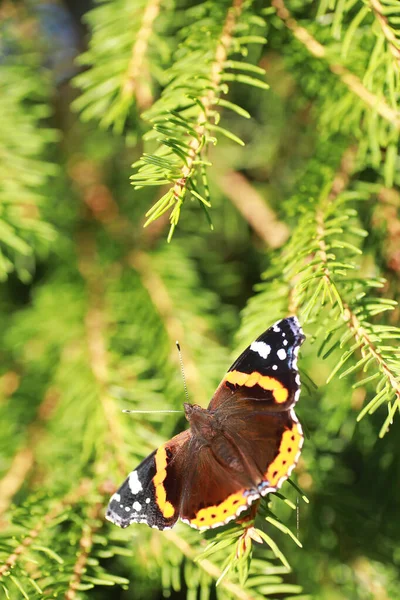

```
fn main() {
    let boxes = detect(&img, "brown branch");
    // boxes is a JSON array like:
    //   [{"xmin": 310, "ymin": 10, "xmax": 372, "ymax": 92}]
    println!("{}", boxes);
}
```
[
  {"xmin": 369, "ymin": 0, "xmax": 400, "ymax": 70},
  {"xmin": 65, "ymin": 501, "xmax": 104, "ymax": 600},
  {"xmin": 78, "ymin": 235, "xmax": 128, "ymax": 478},
  {"xmin": 0, "ymin": 449, "xmax": 34, "ymax": 520},
  {"xmin": 0, "ymin": 387, "xmax": 60, "ymax": 519},
  {"xmin": 0, "ymin": 480, "xmax": 91, "ymax": 578},
  {"xmin": 272, "ymin": 0, "xmax": 400, "ymax": 129},
  {"xmin": 129, "ymin": 251, "xmax": 208, "ymax": 407},
  {"xmin": 122, "ymin": 0, "xmax": 161, "ymax": 110},
  {"xmin": 217, "ymin": 171, "xmax": 289, "ymax": 248},
  {"xmin": 172, "ymin": 0, "xmax": 245, "ymax": 206}
]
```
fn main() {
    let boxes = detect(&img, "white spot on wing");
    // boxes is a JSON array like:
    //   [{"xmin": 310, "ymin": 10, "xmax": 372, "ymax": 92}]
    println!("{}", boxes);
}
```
[
  {"xmin": 129, "ymin": 470, "xmax": 143, "ymax": 494},
  {"xmin": 145, "ymin": 497, "xmax": 151, "ymax": 504},
  {"xmin": 250, "ymin": 341, "xmax": 271, "ymax": 359},
  {"xmin": 277, "ymin": 348, "xmax": 287, "ymax": 360},
  {"xmin": 132, "ymin": 501, "xmax": 142, "ymax": 512},
  {"xmin": 283, "ymin": 339, "xmax": 288, "ymax": 346},
  {"xmin": 111, "ymin": 493, "xmax": 121, "ymax": 503},
  {"xmin": 273, "ymin": 324, "xmax": 281, "ymax": 332},
  {"xmin": 125, "ymin": 506, "xmax": 131, "ymax": 512},
  {"xmin": 295, "ymin": 374, "xmax": 300, "ymax": 385},
  {"xmin": 272, "ymin": 365, "xmax": 278, "ymax": 370}
]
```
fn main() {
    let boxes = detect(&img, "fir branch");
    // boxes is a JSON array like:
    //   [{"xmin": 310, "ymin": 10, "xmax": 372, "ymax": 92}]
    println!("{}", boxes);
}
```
[
  {"xmin": 73, "ymin": 0, "xmax": 168, "ymax": 131},
  {"xmin": 272, "ymin": 0, "xmax": 400, "ymax": 129},
  {"xmin": 0, "ymin": 62, "xmax": 57, "ymax": 281},
  {"xmin": 165, "ymin": 530, "xmax": 259, "ymax": 600},
  {"xmin": 0, "ymin": 480, "xmax": 91, "ymax": 578},
  {"xmin": 0, "ymin": 388, "xmax": 59, "ymax": 517},
  {"xmin": 0, "ymin": 449, "xmax": 33, "ymax": 519},
  {"xmin": 216, "ymin": 170, "xmax": 289, "ymax": 248},
  {"xmin": 342, "ymin": 305, "xmax": 400, "ymax": 431},
  {"xmin": 133, "ymin": 0, "xmax": 268, "ymax": 240},
  {"xmin": 369, "ymin": 0, "xmax": 400, "ymax": 70},
  {"xmin": 65, "ymin": 500, "xmax": 104, "ymax": 600},
  {"xmin": 312, "ymin": 194, "xmax": 400, "ymax": 432},
  {"xmin": 166, "ymin": 0, "xmax": 244, "ymax": 219},
  {"xmin": 78, "ymin": 234, "xmax": 129, "ymax": 477},
  {"xmin": 122, "ymin": 0, "xmax": 162, "ymax": 110}
]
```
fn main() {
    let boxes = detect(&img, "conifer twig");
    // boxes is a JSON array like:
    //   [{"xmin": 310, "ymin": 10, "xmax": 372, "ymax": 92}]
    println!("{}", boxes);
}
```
[
  {"xmin": 314, "ymin": 147, "xmax": 356, "ymax": 282},
  {"xmin": 369, "ymin": 0, "xmax": 400, "ymax": 70},
  {"xmin": 171, "ymin": 0, "xmax": 245, "ymax": 208},
  {"xmin": 0, "ymin": 449, "xmax": 34, "ymax": 520},
  {"xmin": 164, "ymin": 530, "xmax": 258, "ymax": 600},
  {"xmin": 0, "ymin": 480, "xmax": 91, "ymax": 578},
  {"xmin": 78, "ymin": 235, "xmax": 128, "ymax": 477},
  {"xmin": 311, "ymin": 151, "xmax": 400, "ymax": 425},
  {"xmin": 0, "ymin": 388, "xmax": 60, "ymax": 518},
  {"xmin": 65, "ymin": 500, "xmax": 104, "ymax": 600},
  {"xmin": 122, "ymin": 0, "xmax": 161, "ymax": 109},
  {"xmin": 342, "ymin": 305, "xmax": 400, "ymax": 405},
  {"xmin": 272, "ymin": 0, "xmax": 400, "ymax": 129}
]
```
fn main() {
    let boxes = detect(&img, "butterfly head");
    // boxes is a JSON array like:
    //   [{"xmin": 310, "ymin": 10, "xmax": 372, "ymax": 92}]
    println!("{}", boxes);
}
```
[{"xmin": 184, "ymin": 403, "xmax": 216, "ymax": 441}]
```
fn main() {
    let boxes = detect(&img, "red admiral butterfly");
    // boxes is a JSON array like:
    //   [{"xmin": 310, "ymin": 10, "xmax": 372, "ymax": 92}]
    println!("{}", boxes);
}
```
[{"xmin": 106, "ymin": 317, "xmax": 305, "ymax": 531}]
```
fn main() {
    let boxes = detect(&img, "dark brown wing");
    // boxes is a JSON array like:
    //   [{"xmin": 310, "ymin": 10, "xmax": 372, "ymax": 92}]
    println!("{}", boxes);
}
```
[
  {"xmin": 179, "ymin": 436, "xmax": 259, "ymax": 530},
  {"xmin": 221, "ymin": 401, "xmax": 304, "ymax": 491},
  {"xmin": 208, "ymin": 316, "xmax": 305, "ymax": 413}
]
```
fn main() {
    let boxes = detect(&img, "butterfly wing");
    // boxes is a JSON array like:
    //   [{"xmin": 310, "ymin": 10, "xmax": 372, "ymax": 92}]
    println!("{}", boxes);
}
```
[
  {"xmin": 223, "ymin": 401, "xmax": 304, "ymax": 492},
  {"xmin": 106, "ymin": 430, "xmax": 190, "ymax": 530},
  {"xmin": 208, "ymin": 316, "xmax": 305, "ymax": 412},
  {"xmin": 179, "ymin": 438, "xmax": 260, "ymax": 530}
]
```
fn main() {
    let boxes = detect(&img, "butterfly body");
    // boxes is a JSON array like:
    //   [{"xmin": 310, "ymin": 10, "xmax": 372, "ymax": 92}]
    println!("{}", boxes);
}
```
[{"xmin": 106, "ymin": 317, "xmax": 305, "ymax": 531}]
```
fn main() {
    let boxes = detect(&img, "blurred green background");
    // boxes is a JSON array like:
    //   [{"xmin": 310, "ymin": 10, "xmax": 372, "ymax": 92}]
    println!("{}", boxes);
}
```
[{"xmin": 0, "ymin": 1, "xmax": 400, "ymax": 599}]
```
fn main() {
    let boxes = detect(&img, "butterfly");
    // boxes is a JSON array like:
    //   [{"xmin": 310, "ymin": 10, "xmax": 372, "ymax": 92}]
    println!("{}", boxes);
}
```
[{"xmin": 106, "ymin": 316, "xmax": 305, "ymax": 531}]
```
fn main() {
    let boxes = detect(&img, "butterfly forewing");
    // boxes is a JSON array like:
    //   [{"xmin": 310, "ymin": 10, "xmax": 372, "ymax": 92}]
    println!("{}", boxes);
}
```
[
  {"xmin": 106, "ymin": 430, "xmax": 190, "ymax": 530},
  {"xmin": 208, "ymin": 316, "xmax": 304, "ymax": 412}
]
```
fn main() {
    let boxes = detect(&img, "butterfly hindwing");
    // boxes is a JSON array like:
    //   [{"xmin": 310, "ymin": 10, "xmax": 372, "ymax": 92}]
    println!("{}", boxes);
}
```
[
  {"xmin": 222, "ymin": 401, "xmax": 304, "ymax": 493},
  {"xmin": 180, "ymin": 440, "xmax": 258, "ymax": 530}
]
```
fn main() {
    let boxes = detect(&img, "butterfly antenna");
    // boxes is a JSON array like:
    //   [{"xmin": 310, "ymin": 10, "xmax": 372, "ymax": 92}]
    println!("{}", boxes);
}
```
[
  {"xmin": 176, "ymin": 340, "xmax": 190, "ymax": 403},
  {"xmin": 122, "ymin": 409, "xmax": 182, "ymax": 414}
]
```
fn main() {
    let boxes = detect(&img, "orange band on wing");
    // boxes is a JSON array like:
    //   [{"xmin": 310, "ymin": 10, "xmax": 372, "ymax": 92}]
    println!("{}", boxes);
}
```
[
  {"xmin": 225, "ymin": 370, "xmax": 289, "ymax": 404},
  {"xmin": 153, "ymin": 446, "xmax": 175, "ymax": 519},
  {"xmin": 265, "ymin": 422, "xmax": 303, "ymax": 487},
  {"xmin": 189, "ymin": 490, "xmax": 249, "ymax": 529}
]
